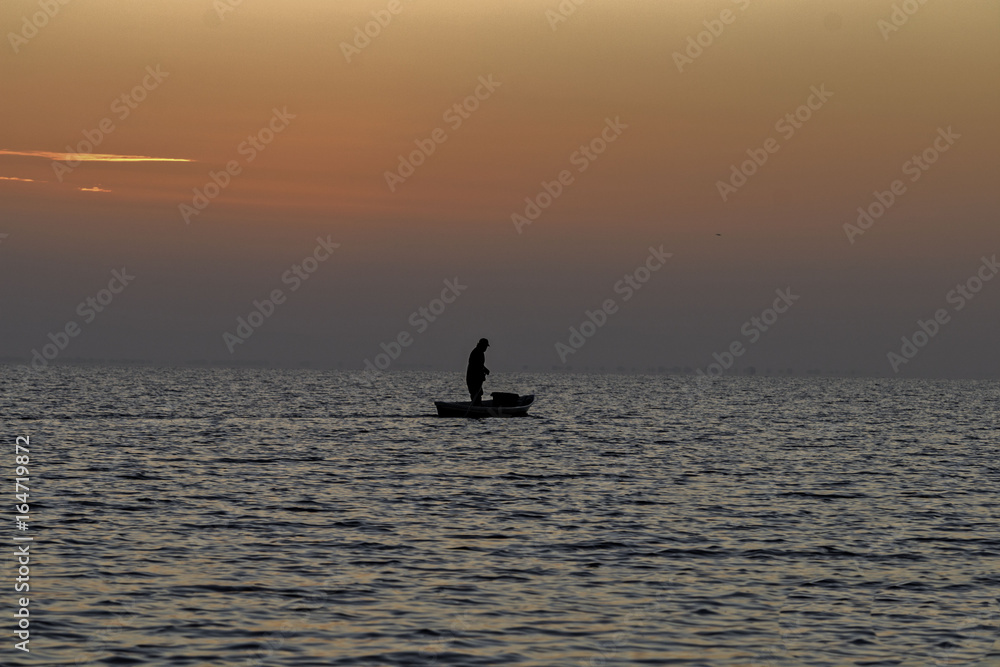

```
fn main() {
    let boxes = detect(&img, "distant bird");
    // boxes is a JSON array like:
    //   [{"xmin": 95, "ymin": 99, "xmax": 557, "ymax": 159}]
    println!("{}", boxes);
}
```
[{"xmin": 715, "ymin": 233, "xmax": 722, "ymax": 236}]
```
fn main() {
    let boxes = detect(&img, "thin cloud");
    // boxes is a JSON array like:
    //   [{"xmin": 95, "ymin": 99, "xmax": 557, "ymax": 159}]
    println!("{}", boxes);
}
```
[
  {"xmin": 0, "ymin": 149, "xmax": 192, "ymax": 163},
  {"xmin": 2, "ymin": 175, "xmax": 111, "ymax": 192}
]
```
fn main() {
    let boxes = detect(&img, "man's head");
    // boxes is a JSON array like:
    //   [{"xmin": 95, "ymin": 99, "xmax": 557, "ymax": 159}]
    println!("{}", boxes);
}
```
[{"xmin": 477, "ymin": 338, "xmax": 490, "ymax": 349}]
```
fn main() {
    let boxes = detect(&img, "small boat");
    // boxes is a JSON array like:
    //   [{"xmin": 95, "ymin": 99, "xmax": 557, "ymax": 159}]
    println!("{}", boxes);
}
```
[{"xmin": 434, "ymin": 392, "xmax": 535, "ymax": 418}]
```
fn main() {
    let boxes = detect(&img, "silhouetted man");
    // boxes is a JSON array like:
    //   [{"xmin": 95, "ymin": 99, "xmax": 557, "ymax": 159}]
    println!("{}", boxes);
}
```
[{"xmin": 466, "ymin": 338, "xmax": 490, "ymax": 405}]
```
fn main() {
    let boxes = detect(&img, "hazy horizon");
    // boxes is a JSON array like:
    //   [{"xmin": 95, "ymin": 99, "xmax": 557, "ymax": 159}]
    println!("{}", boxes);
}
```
[{"xmin": 7, "ymin": 360, "xmax": 1000, "ymax": 382}]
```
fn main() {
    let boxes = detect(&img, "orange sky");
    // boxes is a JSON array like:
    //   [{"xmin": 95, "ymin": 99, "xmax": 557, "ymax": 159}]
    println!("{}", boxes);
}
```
[{"xmin": 2, "ymin": 0, "xmax": 998, "ymax": 376}]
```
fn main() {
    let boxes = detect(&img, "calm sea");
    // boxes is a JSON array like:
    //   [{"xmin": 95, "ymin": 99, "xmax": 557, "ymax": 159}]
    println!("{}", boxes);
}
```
[{"xmin": 3, "ymin": 366, "xmax": 998, "ymax": 666}]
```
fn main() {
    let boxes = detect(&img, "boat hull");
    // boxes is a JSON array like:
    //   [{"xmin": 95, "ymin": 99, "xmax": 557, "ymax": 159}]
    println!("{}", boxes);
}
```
[{"xmin": 434, "ymin": 395, "xmax": 534, "ymax": 418}]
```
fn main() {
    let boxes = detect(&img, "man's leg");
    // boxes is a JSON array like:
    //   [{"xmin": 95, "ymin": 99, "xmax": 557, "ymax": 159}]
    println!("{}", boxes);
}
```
[{"xmin": 469, "ymin": 381, "xmax": 484, "ymax": 406}]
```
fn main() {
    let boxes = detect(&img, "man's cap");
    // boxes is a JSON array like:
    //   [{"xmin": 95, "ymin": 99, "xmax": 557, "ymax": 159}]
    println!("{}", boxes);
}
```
[{"xmin": 479, "ymin": 338, "xmax": 490, "ymax": 347}]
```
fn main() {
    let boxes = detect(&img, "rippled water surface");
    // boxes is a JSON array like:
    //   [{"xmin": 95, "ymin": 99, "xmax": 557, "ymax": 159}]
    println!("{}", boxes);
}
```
[{"xmin": 3, "ymin": 367, "xmax": 999, "ymax": 666}]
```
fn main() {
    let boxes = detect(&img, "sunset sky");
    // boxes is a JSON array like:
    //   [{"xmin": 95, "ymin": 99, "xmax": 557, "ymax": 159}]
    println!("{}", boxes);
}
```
[{"xmin": 2, "ymin": 0, "xmax": 998, "ymax": 377}]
